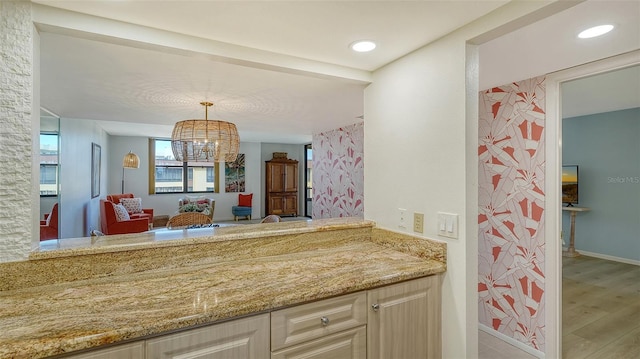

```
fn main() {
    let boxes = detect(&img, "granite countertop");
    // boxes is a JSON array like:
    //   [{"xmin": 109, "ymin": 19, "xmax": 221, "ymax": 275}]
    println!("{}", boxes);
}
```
[{"xmin": 0, "ymin": 219, "xmax": 446, "ymax": 358}]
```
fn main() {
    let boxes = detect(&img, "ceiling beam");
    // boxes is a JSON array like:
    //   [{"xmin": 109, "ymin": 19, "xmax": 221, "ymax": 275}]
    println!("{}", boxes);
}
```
[{"xmin": 32, "ymin": 4, "xmax": 373, "ymax": 85}]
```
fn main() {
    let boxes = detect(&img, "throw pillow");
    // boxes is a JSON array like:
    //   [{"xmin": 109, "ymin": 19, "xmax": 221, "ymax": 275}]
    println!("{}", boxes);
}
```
[
  {"xmin": 120, "ymin": 197, "xmax": 143, "ymax": 214},
  {"xmin": 238, "ymin": 193, "xmax": 253, "ymax": 207},
  {"xmin": 186, "ymin": 195, "xmax": 205, "ymax": 203},
  {"xmin": 113, "ymin": 203, "xmax": 131, "ymax": 222},
  {"xmin": 180, "ymin": 203, "xmax": 200, "ymax": 213}
]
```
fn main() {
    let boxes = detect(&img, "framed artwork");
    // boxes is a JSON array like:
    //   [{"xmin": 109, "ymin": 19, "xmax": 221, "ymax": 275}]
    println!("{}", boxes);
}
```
[
  {"xmin": 91, "ymin": 143, "xmax": 101, "ymax": 198},
  {"xmin": 225, "ymin": 153, "xmax": 245, "ymax": 192}
]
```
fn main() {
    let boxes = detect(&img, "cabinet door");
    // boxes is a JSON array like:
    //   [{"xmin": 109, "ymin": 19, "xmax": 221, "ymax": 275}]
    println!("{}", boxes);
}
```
[
  {"xmin": 271, "ymin": 326, "xmax": 366, "ymax": 359},
  {"xmin": 283, "ymin": 162, "xmax": 298, "ymax": 192},
  {"xmin": 66, "ymin": 342, "xmax": 144, "ymax": 359},
  {"xmin": 146, "ymin": 314, "xmax": 270, "ymax": 359},
  {"xmin": 283, "ymin": 195, "xmax": 297, "ymax": 216},
  {"xmin": 367, "ymin": 276, "xmax": 441, "ymax": 359},
  {"xmin": 268, "ymin": 163, "xmax": 286, "ymax": 192},
  {"xmin": 269, "ymin": 195, "xmax": 286, "ymax": 215}
]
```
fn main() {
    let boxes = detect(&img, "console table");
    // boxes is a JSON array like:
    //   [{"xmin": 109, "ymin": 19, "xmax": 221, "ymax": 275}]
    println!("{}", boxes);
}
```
[{"xmin": 562, "ymin": 206, "xmax": 591, "ymax": 257}]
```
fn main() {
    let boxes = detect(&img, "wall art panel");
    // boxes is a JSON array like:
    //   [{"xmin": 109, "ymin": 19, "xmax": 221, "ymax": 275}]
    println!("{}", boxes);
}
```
[
  {"xmin": 478, "ymin": 76, "xmax": 546, "ymax": 352},
  {"xmin": 312, "ymin": 122, "xmax": 364, "ymax": 219}
]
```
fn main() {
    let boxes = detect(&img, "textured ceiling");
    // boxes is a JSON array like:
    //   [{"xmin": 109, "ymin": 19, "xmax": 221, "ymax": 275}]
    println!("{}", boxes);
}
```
[
  {"xmin": 35, "ymin": 0, "xmax": 509, "ymax": 143},
  {"xmin": 35, "ymin": 1, "xmax": 639, "ymax": 143}
]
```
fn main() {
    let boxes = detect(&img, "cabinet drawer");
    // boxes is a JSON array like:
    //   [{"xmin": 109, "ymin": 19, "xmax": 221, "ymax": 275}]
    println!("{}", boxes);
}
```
[
  {"xmin": 66, "ymin": 342, "xmax": 144, "ymax": 359},
  {"xmin": 271, "ymin": 292, "xmax": 367, "ymax": 351},
  {"xmin": 271, "ymin": 326, "xmax": 366, "ymax": 359},
  {"xmin": 146, "ymin": 314, "xmax": 270, "ymax": 359}
]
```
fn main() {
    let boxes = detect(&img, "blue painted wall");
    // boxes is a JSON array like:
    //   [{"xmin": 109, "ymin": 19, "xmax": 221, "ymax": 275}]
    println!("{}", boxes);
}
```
[{"xmin": 562, "ymin": 107, "xmax": 640, "ymax": 261}]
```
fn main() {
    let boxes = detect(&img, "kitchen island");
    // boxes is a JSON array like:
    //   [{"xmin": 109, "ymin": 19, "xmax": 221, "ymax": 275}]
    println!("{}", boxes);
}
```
[{"xmin": 0, "ymin": 218, "xmax": 446, "ymax": 358}]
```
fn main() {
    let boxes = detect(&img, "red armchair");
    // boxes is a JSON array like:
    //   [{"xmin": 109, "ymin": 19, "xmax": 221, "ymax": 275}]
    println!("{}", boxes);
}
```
[
  {"xmin": 100, "ymin": 199, "xmax": 149, "ymax": 235},
  {"xmin": 40, "ymin": 203, "xmax": 59, "ymax": 241},
  {"xmin": 106, "ymin": 193, "xmax": 153, "ymax": 222}
]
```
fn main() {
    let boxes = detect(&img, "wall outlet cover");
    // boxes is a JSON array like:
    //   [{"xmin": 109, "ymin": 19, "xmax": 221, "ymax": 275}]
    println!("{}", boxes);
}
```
[{"xmin": 413, "ymin": 212, "xmax": 424, "ymax": 233}]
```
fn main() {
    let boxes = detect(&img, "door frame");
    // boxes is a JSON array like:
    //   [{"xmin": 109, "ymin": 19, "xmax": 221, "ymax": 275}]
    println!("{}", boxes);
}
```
[
  {"xmin": 544, "ymin": 49, "xmax": 640, "ymax": 359},
  {"xmin": 304, "ymin": 143, "xmax": 312, "ymax": 218}
]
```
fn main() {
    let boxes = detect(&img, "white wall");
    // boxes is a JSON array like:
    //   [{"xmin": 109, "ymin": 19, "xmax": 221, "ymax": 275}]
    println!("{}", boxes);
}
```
[
  {"xmin": 364, "ymin": 1, "xmax": 560, "ymax": 357},
  {"xmin": 478, "ymin": 1, "xmax": 640, "ymax": 90},
  {"xmin": 59, "ymin": 118, "xmax": 108, "ymax": 238},
  {"xmin": 32, "ymin": 21, "xmax": 41, "ymax": 251}
]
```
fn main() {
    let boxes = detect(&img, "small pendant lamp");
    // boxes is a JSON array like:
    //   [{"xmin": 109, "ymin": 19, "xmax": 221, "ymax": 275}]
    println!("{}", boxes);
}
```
[{"xmin": 121, "ymin": 151, "xmax": 140, "ymax": 193}]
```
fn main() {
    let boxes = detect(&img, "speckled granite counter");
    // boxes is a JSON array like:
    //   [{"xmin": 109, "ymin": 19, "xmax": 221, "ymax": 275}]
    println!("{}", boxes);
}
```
[{"xmin": 0, "ymin": 218, "xmax": 446, "ymax": 358}]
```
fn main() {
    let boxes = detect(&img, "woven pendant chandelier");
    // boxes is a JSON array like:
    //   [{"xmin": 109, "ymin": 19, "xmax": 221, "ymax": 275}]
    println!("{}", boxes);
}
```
[{"xmin": 171, "ymin": 101, "xmax": 240, "ymax": 162}]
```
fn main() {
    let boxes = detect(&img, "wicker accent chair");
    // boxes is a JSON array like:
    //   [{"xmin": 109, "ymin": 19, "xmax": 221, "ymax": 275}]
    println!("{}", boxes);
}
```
[
  {"xmin": 167, "ymin": 212, "xmax": 212, "ymax": 229},
  {"xmin": 260, "ymin": 215, "xmax": 282, "ymax": 223},
  {"xmin": 178, "ymin": 197, "xmax": 215, "ymax": 220}
]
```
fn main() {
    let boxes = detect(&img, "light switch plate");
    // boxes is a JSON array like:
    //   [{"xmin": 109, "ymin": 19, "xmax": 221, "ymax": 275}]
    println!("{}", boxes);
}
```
[
  {"xmin": 398, "ymin": 208, "xmax": 407, "ymax": 229},
  {"xmin": 437, "ymin": 212, "xmax": 458, "ymax": 239}
]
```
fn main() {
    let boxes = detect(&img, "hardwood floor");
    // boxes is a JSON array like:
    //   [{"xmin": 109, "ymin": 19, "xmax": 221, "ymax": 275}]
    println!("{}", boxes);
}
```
[
  {"xmin": 562, "ymin": 255, "xmax": 640, "ymax": 359},
  {"xmin": 479, "ymin": 255, "xmax": 639, "ymax": 359}
]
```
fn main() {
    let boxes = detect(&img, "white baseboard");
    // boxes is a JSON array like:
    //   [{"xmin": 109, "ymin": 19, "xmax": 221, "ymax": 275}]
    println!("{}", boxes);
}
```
[
  {"xmin": 571, "ymin": 249, "xmax": 640, "ymax": 266},
  {"xmin": 479, "ymin": 324, "xmax": 545, "ymax": 358},
  {"xmin": 576, "ymin": 249, "xmax": 640, "ymax": 266}
]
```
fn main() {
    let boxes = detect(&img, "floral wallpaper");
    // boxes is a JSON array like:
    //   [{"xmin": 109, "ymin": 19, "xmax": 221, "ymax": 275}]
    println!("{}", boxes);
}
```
[
  {"xmin": 478, "ymin": 77, "xmax": 546, "ymax": 352},
  {"xmin": 312, "ymin": 122, "xmax": 364, "ymax": 219}
]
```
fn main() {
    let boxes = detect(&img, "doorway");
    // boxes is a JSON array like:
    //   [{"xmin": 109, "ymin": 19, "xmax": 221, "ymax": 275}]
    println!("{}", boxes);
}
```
[
  {"xmin": 559, "ymin": 64, "xmax": 640, "ymax": 358},
  {"xmin": 545, "ymin": 50, "xmax": 640, "ymax": 358}
]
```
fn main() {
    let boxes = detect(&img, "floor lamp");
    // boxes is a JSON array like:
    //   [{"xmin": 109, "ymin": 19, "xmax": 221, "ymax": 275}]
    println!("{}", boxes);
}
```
[{"xmin": 122, "ymin": 151, "xmax": 140, "ymax": 194}]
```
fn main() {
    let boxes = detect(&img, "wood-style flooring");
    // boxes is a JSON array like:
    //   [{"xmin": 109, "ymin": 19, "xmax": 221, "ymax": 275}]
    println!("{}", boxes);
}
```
[
  {"xmin": 479, "ymin": 255, "xmax": 639, "ymax": 359},
  {"xmin": 562, "ymin": 255, "xmax": 640, "ymax": 359}
]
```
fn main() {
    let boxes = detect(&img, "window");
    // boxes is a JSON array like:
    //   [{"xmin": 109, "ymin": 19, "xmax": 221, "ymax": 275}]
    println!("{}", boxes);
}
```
[
  {"xmin": 151, "ymin": 139, "xmax": 218, "ymax": 194},
  {"xmin": 40, "ymin": 133, "xmax": 59, "ymax": 196}
]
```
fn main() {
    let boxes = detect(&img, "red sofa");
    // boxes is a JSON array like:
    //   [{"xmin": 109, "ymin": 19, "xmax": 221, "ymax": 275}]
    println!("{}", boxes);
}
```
[
  {"xmin": 106, "ymin": 193, "xmax": 154, "ymax": 222},
  {"xmin": 40, "ymin": 203, "xmax": 59, "ymax": 241},
  {"xmin": 100, "ymin": 199, "xmax": 149, "ymax": 235}
]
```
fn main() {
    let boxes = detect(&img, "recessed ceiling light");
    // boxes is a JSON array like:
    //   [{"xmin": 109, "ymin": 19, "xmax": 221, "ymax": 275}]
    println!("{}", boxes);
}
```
[
  {"xmin": 578, "ymin": 24, "xmax": 614, "ymax": 39},
  {"xmin": 350, "ymin": 40, "xmax": 376, "ymax": 52}
]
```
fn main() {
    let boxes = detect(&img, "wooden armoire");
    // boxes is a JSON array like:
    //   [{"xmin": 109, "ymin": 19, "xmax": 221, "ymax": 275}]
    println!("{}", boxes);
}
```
[{"xmin": 265, "ymin": 158, "xmax": 298, "ymax": 216}]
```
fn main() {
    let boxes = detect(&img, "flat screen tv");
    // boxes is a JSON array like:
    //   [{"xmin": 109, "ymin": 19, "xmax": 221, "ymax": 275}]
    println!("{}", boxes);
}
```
[{"xmin": 562, "ymin": 165, "xmax": 579, "ymax": 206}]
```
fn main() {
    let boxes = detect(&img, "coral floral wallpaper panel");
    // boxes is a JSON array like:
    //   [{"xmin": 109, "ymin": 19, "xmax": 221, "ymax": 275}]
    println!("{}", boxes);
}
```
[
  {"xmin": 478, "ymin": 76, "xmax": 546, "ymax": 352},
  {"xmin": 312, "ymin": 122, "xmax": 364, "ymax": 219}
]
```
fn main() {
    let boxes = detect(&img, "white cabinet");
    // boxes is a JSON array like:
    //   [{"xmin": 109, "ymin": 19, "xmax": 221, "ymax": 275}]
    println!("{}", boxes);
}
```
[
  {"xmin": 66, "ymin": 342, "xmax": 144, "ymax": 359},
  {"xmin": 271, "ymin": 326, "xmax": 366, "ymax": 359},
  {"xmin": 367, "ymin": 275, "xmax": 442, "ymax": 359},
  {"xmin": 146, "ymin": 314, "xmax": 270, "ymax": 359},
  {"xmin": 271, "ymin": 292, "xmax": 367, "ymax": 359},
  {"xmin": 271, "ymin": 292, "xmax": 367, "ymax": 350}
]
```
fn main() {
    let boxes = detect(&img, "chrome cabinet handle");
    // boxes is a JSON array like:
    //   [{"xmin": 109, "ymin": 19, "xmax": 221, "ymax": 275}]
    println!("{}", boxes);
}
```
[
  {"xmin": 371, "ymin": 303, "xmax": 380, "ymax": 312},
  {"xmin": 320, "ymin": 316, "xmax": 330, "ymax": 326}
]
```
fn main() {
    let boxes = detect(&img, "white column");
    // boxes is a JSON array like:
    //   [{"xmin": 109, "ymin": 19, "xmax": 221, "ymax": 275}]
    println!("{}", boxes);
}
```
[{"xmin": 0, "ymin": 1, "xmax": 36, "ymax": 262}]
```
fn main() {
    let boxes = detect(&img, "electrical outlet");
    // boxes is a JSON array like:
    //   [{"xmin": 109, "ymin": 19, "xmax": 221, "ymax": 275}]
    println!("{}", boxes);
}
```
[
  {"xmin": 398, "ymin": 208, "xmax": 407, "ymax": 229},
  {"xmin": 413, "ymin": 212, "xmax": 424, "ymax": 233}
]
